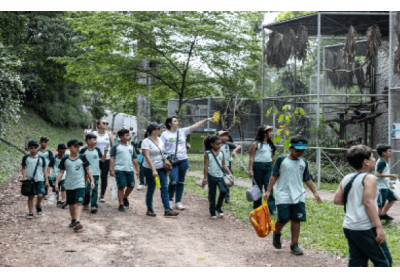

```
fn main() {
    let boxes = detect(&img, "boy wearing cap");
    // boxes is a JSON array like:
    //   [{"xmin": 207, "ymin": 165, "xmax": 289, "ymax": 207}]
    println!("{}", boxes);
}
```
[
  {"xmin": 79, "ymin": 133, "xmax": 107, "ymax": 213},
  {"xmin": 109, "ymin": 129, "xmax": 140, "ymax": 212},
  {"xmin": 264, "ymin": 136, "xmax": 322, "ymax": 255},
  {"xmin": 38, "ymin": 136, "xmax": 54, "ymax": 199},
  {"xmin": 48, "ymin": 144, "xmax": 68, "ymax": 208},
  {"xmin": 55, "ymin": 139, "xmax": 94, "ymax": 231},
  {"xmin": 21, "ymin": 140, "xmax": 49, "ymax": 218}
]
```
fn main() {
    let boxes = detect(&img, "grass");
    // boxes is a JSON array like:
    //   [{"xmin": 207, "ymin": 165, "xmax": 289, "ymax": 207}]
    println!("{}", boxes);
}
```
[
  {"xmin": 185, "ymin": 176, "xmax": 400, "ymax": 266},
  {"xmin": 0, "ymin": 107, "xmax": 83, "ymax": 183}
]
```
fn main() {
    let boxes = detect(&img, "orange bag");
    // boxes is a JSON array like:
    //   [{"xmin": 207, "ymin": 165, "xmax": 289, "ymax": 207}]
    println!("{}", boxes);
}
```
[{"xmin": 249, "ymin": 201, "xmax": 275, "ymax": 238}]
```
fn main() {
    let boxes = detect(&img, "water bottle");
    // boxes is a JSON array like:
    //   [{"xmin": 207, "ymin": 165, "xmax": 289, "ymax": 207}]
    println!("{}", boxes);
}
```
[
  {"xmin": 48, "ymin": 192, "xmax": 57, "ymax": 204},
  {"xmin": 155, "ymin": 176, "xmax": 161, "ymax": 188}
]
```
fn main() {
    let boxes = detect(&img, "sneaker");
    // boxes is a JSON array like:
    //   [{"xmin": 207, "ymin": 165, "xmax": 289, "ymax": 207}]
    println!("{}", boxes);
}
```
[
  {"xmin": 175, "ymin": 202, "xmax": 185, "ymax": 210},
  {"xmin": 272, "ymin": 232, "xmax": 282, "ymax": 249},
  {"xmin": 164, "ymin": 209, "xmax": 179, "ymax": 217},
  {"xmin": 36, "ymin": 205, "xmax": 42, "ymax": 215},
  {"xmin": 290, "ymin": 243, "xmax": 304, "ymax": 255},
  {"xmin": 27, "ymin": 213, "xmax": 34, "ymax": 219},
  {"xmin": 146, "ymin": 210, "xmax": 156, "ymax": 217},
  {"xmin": 90, "ymin": 208, "xmax": 98, "ymax": 214},
  {"xmin": 123, "ymin": 197, "xmax": 129, "ymax": 208},
  {"xmin": 56, "ymin": 201, "xmax": 62, "ymax": 208},
  {"xmin": 380, "ymin": 213, "xmax": 394, "ymax": 221},
  {"xmin": 225, "ymin": 199, "xmax": 232, "ymax": 204},
  {"xmin": 73, "ymin": 222, "xmax": 83, "ymax": 231},
  {"xmin": 69, "ymin": 219, "xmax": 77, "ymax": 228},
  {"xmin": 61, "ymin": 201, "xmax": 67, "ymax": 209},
  {"xmin": 216, "ymin": 208, "xmax": 224, "ymax": 218},
  {"xmin": 137, "ymin": 184, "xmax": 144, "ymax": 190},
  {"xmin": 84, "ymin": 204, "xmax": 90, "ymax": 210},
  {"xmin": 100, "ymin": 195, "xmax": 105, "ymax": 202},
  {"xmin": 118, "ymin": 205, "xmax": 125, "ymax": 212},
  {"xmin": 210, "ymin": 215, "xmax": 217, "ymax": 219}
]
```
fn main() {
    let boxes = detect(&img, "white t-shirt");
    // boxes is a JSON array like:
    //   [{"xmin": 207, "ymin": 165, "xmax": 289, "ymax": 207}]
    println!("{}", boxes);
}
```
[
  {"xmin": 84, "ymin": 129, "xmax": 92, "ymax": 135},
  {"xmin": 160, "ymin": 127, "xmax": 191, "ymax": 161},
  {"xmin": 92, "ymin": 131, "xmax": 112, "ymax": 160},
  {"xmin": 341, "ymin": 172, "xmax": 378, "ymax": 230},
  {"xmin": 141, "ymin": 137, "xmax": 165, "ymax": 169}
]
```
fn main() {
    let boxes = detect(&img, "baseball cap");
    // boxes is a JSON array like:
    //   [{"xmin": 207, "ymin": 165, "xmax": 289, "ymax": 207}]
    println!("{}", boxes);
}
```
[
  {"xmin": 217, "ymin": 130, "xmax": 230, "ymax": 136},
  {"xmin": 147, "ymin": 122, "xmax": 163, "ymax": 131},
  {"xmin": 290, "ymin": 141, "xmax": 308, "ymax": 150},
  {"xmin": 40, "ymin": 136, "xmax": 49, "ymax": 142},
  {"xmin": 27, "ymin": 140, "xmax": 39, "ymax": 148},
  {"xmin": 264, "ymin": 125, "xmax": 274, "ymax": 131},
  {"xmin": 57, "ymin": 143, "xmax": 67, "ymax": 150},
  {"xmin": 67, "ymin": 139, "xmax": 84, "ymax": 147}
]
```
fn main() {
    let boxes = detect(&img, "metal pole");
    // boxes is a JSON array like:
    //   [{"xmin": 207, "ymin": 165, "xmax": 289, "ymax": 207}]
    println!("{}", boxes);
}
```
[
  {"xmin": 388, "ymin": 11, "xmax": 393, "ymax": 148},
  {"xmin": 261, "ymin": 28, "xmax": 265, "ymax": 126},
  {"xmin": 316, "ymin": 13, "xmax": 322, "ymax": 189},
  {"xmin": 207, "ymin": 97, "xmax": 210, "ymax": 133}
]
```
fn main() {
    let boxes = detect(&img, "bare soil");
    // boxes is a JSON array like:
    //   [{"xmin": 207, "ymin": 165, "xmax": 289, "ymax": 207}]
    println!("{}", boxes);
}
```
[{"xmin": 0, "ymin": 168, "xmax": 348, "ymax": 267}]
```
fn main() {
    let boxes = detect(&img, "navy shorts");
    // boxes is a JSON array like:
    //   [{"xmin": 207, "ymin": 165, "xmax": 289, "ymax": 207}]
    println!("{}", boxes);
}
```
[
  {"xmin": 66, "ymin": 188, "xmax": 85, "ymax": 205},
  {"xmin": 378, "ymin": 188, "xmax": 397, "ymax": 208},
  {"xmin": 115, "ymin": 170, "xmax": 135, "ymax": 189},
  {"xmin": 32, "ymin": 181, "xmax": 46, "ymax": 196},
  {"xmin": 49, "ymin": 179, "xmax": 66, "ymax": 192},
  {"xmin": 277, "ymin": 202, "xmax": 307, "ymax": 223}
]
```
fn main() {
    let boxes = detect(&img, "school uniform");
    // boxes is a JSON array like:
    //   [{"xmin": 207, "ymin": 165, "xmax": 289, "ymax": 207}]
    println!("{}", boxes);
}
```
[
  {"xmin": 79, "ymin": 147, "xmax": 103, "ymax": 208},
  {"xmin": 48, "ymin": 154, "xmax": 68, "ymax": 192},
  {"xmin": 38, "ymin": 149, "xmax": 54, "ymax": 195},
  {"xmin": 110, "ymin": 143, "xmax": 137, "ymax": 189},
  {"xmin": 340, "ymin": 172, "xmax": 392, "ymax": 266},
  {"xmin": 21, "ymin": 155, "xmax": 46, "ymax": 195},
  {"xmin": 59, "ymin": 155, "xmax": 90, "ymax": 205},
  {"xmin": 206, "ymin": 150, "xmax": 228, "ymax": 216},
  {"xmin": 375, "ymin": 158, "xmax": 398, "ymax": 208},
  {"xmin": 92, "ymin": 131, "xmax": 112, "ymax": 199}
]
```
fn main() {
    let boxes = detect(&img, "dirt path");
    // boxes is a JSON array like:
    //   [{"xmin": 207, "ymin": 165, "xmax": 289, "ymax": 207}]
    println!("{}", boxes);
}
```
[
  {"xmin": 0, "ymin": 168, "xmax": 347, "ymax": 267},
  {"xmin": 187, "ymin": 171, "xmax": 400, "ymax": 222}
]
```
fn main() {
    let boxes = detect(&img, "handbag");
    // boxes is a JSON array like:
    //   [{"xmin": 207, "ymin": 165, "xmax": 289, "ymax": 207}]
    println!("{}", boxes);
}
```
[
  {"xmin": 249, "ymin": 201, "xmax": 275, "ymax": 238},
  {"xmin": 21, "ymin": 156, "xmax": 41, "ymax": 196},
  {"xmin": 166, "ymin": 130, "xmax": 180, "ymax": 165},
  {"xmin": 149, "ymin": 138, "xmax": 172, "ymax": 171},
  {"xmin": 246, "ymin": 179, "xmax": 262, "ymax": 202},
  {"xmin": 209, "ymin": 151, "xmax": 234, "ymax": 188}
]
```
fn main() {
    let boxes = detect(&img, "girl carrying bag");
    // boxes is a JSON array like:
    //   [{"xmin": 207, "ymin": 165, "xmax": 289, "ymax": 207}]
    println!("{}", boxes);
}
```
[
  {"xmin": 209, "ymin": 151, "xmax": 234, "ymax": 188},
  {"xmin": 21, "ymin": 157, "xmax": 41, "ymax": 196}
]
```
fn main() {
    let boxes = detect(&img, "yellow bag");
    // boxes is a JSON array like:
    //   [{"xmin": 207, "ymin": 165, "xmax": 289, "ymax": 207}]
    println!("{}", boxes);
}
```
[{"xmin": 249, "ymin": 201, "xmax": 275, "ymax": 238}]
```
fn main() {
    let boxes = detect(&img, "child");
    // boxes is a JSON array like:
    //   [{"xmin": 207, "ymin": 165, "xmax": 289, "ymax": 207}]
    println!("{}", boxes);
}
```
[
  {"xmin": 79, "ymin": 133, "xmax": 107, "ymax": 214},
  {"xmin": 202, "ymin": 135, "xmax": 233, "ymax": 219},
  {"xmin": 334, "ymin": 144, "xmax": 392, "ymax": 266},
  {"xmin": 136, "ymin": 132, "xmax": 147, "ymax": 190},
  {"xmin": 109, "ymin": 129, "xmax": 140, "ymax": 212},
  {"xmin": 55, "ymin": 139, "xmax": 94, "ymax": 232},
  {"xmin": 264, "ymin": 136, "xmax": 321, "ymax": 255},
  {"xmin": 217, "ymin": 130, "xmax": 241, "ymax": 204},
  {"xmin": 38, "ymin": 136, "xmax": 54, "ymax": 199},
  {"xmin": 48, "ymin": 143, "xmax": 68, "ymax": 208},
  {"xmin": 375, "ymin": 144, "xmax": 398, "ymax": 221},
  {"xmin": 21, "ymin": 140, "xmax": 49, "ymax": 218}
]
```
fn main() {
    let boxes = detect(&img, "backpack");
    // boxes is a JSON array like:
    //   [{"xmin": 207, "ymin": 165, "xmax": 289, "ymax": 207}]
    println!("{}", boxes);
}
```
[{"xmin": 249, "ymin": 201, "xmax": 275, "ymax": 238}]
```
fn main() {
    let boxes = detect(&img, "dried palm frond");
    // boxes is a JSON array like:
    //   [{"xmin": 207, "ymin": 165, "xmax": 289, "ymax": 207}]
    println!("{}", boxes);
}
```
[
  {"xmin": 342, "ymin": 25, "xmax": 356, "ymax": 65},
  {"xmin": 294, "ymin": 25, "xmax": 308, "ymax": 62},
  {"xmin": 266, "ymin": 31, "xmax": 285, "ymax": 68},
  {"xmin": 280, "ymin": 27, "xmax": 296, "ymax": 63},
  {"xmin": 365, "ymin": 25, "xmax": 382, "ymax": 66}
]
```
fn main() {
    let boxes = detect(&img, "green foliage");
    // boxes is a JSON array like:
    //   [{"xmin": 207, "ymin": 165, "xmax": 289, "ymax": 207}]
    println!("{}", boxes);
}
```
[{"xmin": 275, "ymin": 11, "xmax": 316, "ymax": 22}]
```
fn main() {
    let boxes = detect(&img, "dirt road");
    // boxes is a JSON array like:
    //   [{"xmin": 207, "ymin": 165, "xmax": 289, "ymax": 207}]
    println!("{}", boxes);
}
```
[{"xmin": 0, "ymin": 169, "xmax": 347, "ymax": 267}]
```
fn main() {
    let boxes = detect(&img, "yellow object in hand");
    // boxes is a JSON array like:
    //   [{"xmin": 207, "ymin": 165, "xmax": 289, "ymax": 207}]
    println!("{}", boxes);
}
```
[
  {"xmin": 213, "ymin": 112, "xmax": 220, "ymax": 122},
  {"xmin": 155, "ymin": 176, "xmax": 161, "ymax": 188}
]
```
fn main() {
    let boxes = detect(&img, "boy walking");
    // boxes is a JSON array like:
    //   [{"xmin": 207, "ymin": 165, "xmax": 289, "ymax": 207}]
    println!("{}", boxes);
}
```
[
  {"xmin": 375, "ymin": 144, "xmax": 398, "ymax": 221},
  {"xmin": 79, "ymin": 133, "xmax": 107, "ymax": 213},
  {"xmin": 21, "ymin": 140, "xmax": 50, "ymax": 218},
  {"xmin": 38, "ymin": 136, "xmax": 54, "ymax": 199},
  {"xmin": 264, "ymin": 136, "xmax": 321, "ymax": 255},
  {"xmin": 109, "ymin": 129, "xmax": 140, "ymax": 212},
  {"xmin": 55, "ymin": 139, "xmax": 94, "ymax": 232},
  {"xmin": 334, "ymin": 144, "xmax": 392, "ymax": 266},
  {"xmin": 48, "ymin": 143, "xmax": 68, "ymax": 208}
]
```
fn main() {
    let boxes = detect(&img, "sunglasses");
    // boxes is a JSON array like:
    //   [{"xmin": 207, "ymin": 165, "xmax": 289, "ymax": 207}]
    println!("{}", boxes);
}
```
[{"xmin": 102, "ymin": 122, "xmax": 108, "ymax": 125}]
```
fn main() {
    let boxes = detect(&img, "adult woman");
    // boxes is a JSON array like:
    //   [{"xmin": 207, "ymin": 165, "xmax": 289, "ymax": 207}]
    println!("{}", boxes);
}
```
[
  {"xmin": 142, "ymin": 122, "xmax": 179, "ymax": 217},
  {"xmin": 248, "ymin": 125, "xmax": 277, "ymax": 214},
  {"xmin": 161, "ymin": 116, "xmax": 214, "ymax": 210},
  {"xmin": 92, "ymin": 119, "xmax": 115, "ymax": 202},
  {"xmin": 83, "ymin": 125, "xmax": 92, "ymax": 139}
]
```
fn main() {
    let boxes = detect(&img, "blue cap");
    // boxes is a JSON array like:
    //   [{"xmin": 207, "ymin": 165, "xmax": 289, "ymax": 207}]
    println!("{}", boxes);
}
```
[
  {"xmin": 27, "ymin": 140, "xmax": 39, "ymax": 148},
  {"xmin": 291, "ymin": 141, "xmax": 308, "ymax": 150},
  {"xmin": 67, "ymin": 139, "xmax": 83, "ymax": 147}
]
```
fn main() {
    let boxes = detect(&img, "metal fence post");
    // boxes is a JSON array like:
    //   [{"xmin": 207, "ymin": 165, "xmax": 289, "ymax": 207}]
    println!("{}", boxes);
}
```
[{"xmin": 316, "ymin": 12, "xmax": 322, "ymax": 189}]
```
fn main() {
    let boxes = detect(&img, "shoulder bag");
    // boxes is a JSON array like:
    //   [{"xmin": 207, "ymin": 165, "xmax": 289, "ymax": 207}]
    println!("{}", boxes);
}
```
[
  {"xmin": 209, "ymin": 151, "xmax": 234, "ymax": 188},
  {"xmin": 149, "ymin": 138, "xmax": 172, "ymax": 171},
  {"xmin": 21, "ymin": 157, "xmax": 41, "ymax": 196},
  {"xmin": 166, "ymin": 130, "xmax": 180, "ymax": 165}
]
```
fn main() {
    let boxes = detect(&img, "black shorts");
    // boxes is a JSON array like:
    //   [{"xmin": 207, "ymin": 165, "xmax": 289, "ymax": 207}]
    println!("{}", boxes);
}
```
[
  {"xmin": 66, "ymin": 188, "xmax": 85, "ymax": 205},
  {"xmin": 277, "ymin": 202, "xmax": 306, "ymax": 223}
]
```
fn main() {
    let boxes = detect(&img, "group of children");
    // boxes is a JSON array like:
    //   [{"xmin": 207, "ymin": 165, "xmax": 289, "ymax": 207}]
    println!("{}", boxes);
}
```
[{"xmin": 21, "ymin": 125, "xmax": 397, "ymax": 266}]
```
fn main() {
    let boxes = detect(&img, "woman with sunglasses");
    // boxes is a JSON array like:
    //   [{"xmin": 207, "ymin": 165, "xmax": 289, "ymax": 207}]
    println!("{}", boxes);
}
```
[
  {"xmin": 248, "ymin": 125, "xmax": 277, "ymax": 214},
  {"xmin": 93, "ymin": 119, "xmax": 115, "ymax": 202}
]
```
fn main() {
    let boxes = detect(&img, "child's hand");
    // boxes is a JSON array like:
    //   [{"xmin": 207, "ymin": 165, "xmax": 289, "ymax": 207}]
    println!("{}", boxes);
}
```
[
  {"xmin": 104, "ymin": 146, "xmax": 109, "ymax": 155},
  {"xmin": 375, "ymin": 226, "xmax": 386, "ymax": 244},
  {"xmin": 202, "ymin": 179, "xmax": 208, "ymax": 187},
  {"xmin": 391, "ymin": 174, "xmax": 399, "ymax": 180},
  {"xmin": 55, "ymin": 187, "xmax": 59, "ymax": 193},
  {"xmin": 110, "ymin": 170, "xmax": 115, "ymax": 177},
  {"xmin": 314, "ymin": 193, "xmax": 322, "ymax": 204},
  {"xmin": 230, "ymin": 151, "xmax": 236, "ymax": 157},
  {"xmin": 45, "ymin": 181, "xmax": 50, "ymax": 189},
  {"xmin": 263, "ymin": 191, "xmax": 270, "ymax": 200},
  {"xmin": 90, "ymin": 181, "xmax": 95, "ymax": 190},
  {"xmin": 248, "ymin": 171, "xmax": 254, "ymax": 178}
]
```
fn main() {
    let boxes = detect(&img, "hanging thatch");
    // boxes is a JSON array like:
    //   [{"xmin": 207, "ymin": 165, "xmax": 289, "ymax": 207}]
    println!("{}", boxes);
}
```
[
  {"xmin": 354, "ymin": 61, "xmax": 366, "ymax": 91},
  {"xmin": 294, "ymin": 25, "xmax": 308, "ymax": 62},
  {"xmin": 365, "ymin": 25, "xmax": 382, "ymax": 66},
  {"xmin": 342, "ymin": 25, "xmax": 357, "ymax": 66},
  {"xmin": 266, "ymin": 31, "xmax": 286, "ymax": 68},
  {"xmin": 280, "ymin": 27, "xmax": 296, "ymax": 64}
]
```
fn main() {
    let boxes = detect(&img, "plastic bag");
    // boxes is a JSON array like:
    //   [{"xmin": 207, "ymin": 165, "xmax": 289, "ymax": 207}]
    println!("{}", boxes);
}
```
[
  {"xmin": 390, "ymin": 179, "xmax": 400, "ymax": 200},
  {"xmin": 111, "ymin": 179, "xmax": 117, "ymax": 201},
  {"xmin": 48, "ymin": 192, "xmax": 57, "ymax": 205}
]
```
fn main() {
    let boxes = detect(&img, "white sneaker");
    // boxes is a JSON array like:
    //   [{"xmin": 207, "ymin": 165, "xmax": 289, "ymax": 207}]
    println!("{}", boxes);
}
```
[
  {"xmin": 137, "ymin": 184, "xmax": 144, "ymax": 190},
  {"xmin": 175, "ymin": 202, "xmax": 185, "ymax": 210},
  {"xmin": 169, "ymin": 201, "xmax": 173, "ymax": 209},
  {"xmin": 210, "ymin": 215, "xmax": 217, "ymax": 219}
]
